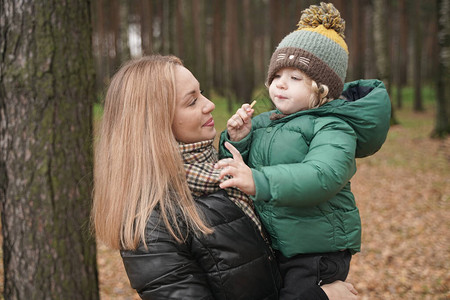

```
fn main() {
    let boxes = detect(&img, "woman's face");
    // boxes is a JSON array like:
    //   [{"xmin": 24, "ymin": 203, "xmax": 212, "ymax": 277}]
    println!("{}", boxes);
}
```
[{"xmin": 172, "ymin": 65, "xmax": 216, "ymax": 144}]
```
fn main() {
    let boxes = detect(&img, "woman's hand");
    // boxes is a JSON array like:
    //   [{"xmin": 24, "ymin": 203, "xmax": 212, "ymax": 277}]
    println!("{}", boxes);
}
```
[
  {"xmin": 227, "ymin": 103, "xmax": 254, "ymax": 141},
  {"xmin": 215, "ymin": 142, "xmax": 255, "ymax": 195},
  {"xmin": 321, "ymin": 281, "xmax": 358, "ymax": 300}
]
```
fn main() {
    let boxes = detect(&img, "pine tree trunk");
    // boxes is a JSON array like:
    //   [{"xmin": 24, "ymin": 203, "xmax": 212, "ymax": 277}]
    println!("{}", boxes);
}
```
[
  {"xmin": 413, "ymin": 0, "xmax": 424, "ymax": 111},
  {"xmin": 119, "ymin": 0, "xmax": 131, "ymax": 61},
  {"xmin": 350, "ymin": 0, "xmax": 364, "ymax": 80},
  {"xmin": 241, "ymin": 0, "xmax": 255, "ymax": 102},
  {"xmin": 192, "ymin": 0, "xmax": 208, "ymax": 93},
  {"xmin": 373, "ymin": 0, "xmax": 398, "ymax": 124},
  {"xmin": 0, "ymin": 1, "xmax": 99, "ymax": 299},
  {"xmin": 397, "ymin": 0, "xmax": 408, "ymax": 109},
  {"xmin": 433, "ymin": 0, "xmax": 450, "ymax": 137},
  {"xmin": 140, "ymin": 0, "xmax": 153, "ymax": 55},
  {"xmin": 212, "ymin": 0, "xmax": 225, "ymax": 95}
]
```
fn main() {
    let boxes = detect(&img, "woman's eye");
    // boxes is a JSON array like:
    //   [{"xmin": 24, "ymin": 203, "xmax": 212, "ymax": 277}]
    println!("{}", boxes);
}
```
[{"xmin": 189, "ymin": 98, "xmax": 198, "ymax": 106}]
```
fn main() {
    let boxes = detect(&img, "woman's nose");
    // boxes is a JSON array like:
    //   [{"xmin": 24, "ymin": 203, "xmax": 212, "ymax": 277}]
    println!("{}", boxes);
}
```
[{"xmin": 202, "ymin": 97, "xmax": 215, "ymax": 113}]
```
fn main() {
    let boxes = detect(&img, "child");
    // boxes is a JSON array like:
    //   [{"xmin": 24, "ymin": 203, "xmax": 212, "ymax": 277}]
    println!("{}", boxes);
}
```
[{"xmin": 216, "ymin": 2, "xmax": 391, "ymax": 298}]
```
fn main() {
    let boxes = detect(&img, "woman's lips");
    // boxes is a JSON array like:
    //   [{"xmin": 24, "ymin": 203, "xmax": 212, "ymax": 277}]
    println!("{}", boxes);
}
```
[{"xmin": 203, "ymin": 117, "xmax": 214, "ymax": 127}]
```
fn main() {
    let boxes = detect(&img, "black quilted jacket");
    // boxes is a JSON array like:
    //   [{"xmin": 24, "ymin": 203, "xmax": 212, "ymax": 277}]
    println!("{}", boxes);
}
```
[{"xmin": 121, "ymin": 190, "xmax": 282, "ymax": 300}]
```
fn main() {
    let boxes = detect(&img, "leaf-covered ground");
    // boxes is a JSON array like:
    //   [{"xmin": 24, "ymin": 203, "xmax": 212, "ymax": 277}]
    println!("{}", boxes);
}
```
[{"xmin": 97, "ymin": 107, "xmax": 449, "ymax": 299}]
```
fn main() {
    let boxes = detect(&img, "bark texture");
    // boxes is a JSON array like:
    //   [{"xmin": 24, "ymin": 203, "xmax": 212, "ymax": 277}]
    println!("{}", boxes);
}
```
[{"xmin": 0, "ymin": 0, "xmax": 99, "ymax": 299}]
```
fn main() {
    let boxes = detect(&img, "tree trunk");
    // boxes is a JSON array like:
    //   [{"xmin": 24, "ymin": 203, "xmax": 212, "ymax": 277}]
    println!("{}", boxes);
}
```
[
  {"xmin": 241, "ymin": 0, "xmax": 255, "ymax": 102},
  {"xmin": 433, "ymin": 0, "xmax": 450, "ymax": 137},
  {"xmin": 373, "ymin": 0, "xmax": 391, "ymax": 93},
  {"xmin": 269, "ymin": 0, "xmax": 282, "ymax": 51},
  {"xmin": 413, "ymin": 0, "xmax": 424, "ymax": 111},
  {"xmin": 140, "ymin": 0, "xmax": 153, "ymax": 55},
  {"xmin": 176, "ymin": 0, "xmax": 185, "ymax": 58},
  {"xmin": 119, "ymin": 0, "xmax": 131, "ymax": 61},
  {"xmin": 373, "ymin": 0, "xmax": 398, "ymax": 124},
  {"xmin": 93, "ymin": 0, "xmax": 109, "ymax": 93},
  {"xmin": 397, "ymin": 0, "xmax": 408, "ymax": 109},
  {"xmin": 225, "ymin": 0, "xmax": 238, "ymax": 111},
  {"xmin": 212, "ymin": 0, "xmax": 225, "ymax": 95},
  {"xmin": 350, "ymin": 0, "xmax": 364, "ymax": 81},
  {"xmin": 192, "ymin": 0, "xmax": 208, "ymax": 94},
  {"xmin": 0, "ymin": 1, "xmax": 99, "ymax": 299}
]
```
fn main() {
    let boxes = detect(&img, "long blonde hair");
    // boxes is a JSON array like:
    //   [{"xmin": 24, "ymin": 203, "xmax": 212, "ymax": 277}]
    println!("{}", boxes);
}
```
[{"xmin": 93, "ymin": 55, "xmax": 212, "ymax": 250}]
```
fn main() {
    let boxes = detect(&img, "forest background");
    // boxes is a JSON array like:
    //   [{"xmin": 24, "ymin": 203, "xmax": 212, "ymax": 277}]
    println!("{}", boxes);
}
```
[{"xmin": 0, "ymin": 0, "xmax": 449, "ymax": 299}]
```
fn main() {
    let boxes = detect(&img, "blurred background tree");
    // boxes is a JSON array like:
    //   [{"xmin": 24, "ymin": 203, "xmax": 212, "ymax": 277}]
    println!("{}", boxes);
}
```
[
  {"xmin": 91, "ymin": 0, "xmax": 448, "ymax": 136},
  {"xmin": 434, "ymin": 0, "xmax": 450, "ymax": 137}
]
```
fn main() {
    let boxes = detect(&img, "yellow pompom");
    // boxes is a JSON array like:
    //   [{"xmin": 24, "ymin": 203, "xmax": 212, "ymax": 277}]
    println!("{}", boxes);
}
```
[{"xmin": 297, "ymin": 2, "xmax": 345, "ymax": 38}]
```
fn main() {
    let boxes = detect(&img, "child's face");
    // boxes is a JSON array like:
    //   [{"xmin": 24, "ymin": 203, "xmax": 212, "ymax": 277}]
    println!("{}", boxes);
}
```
[
  {"xmin": 269, "ymin": 67, "xmax": 315, "ymax": 114},
  {"xmin": 172, "ymin": 65, "xmax": 216, "ymax": 143}
]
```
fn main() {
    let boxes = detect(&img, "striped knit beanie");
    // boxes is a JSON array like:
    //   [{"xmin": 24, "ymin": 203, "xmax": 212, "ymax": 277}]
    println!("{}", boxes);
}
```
[{"xmin": 267, "ymin": 2, "xmax": 348, "ymax": 99}]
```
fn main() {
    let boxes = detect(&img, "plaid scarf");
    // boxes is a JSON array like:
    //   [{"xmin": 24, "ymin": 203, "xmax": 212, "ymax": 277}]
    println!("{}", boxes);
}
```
[{"xmin": 179, "ymin": 139, "xmax": 262, "ymax": 233}]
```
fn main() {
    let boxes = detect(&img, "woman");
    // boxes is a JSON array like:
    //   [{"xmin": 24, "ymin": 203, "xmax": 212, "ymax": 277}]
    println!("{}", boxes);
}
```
[{"xmin": 92, "ymin": 55, "xmax": 358, "ymax": 300}]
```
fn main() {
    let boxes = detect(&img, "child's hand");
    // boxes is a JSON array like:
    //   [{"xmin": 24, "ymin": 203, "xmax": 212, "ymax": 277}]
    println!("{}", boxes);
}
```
[
  {"xmin": 227, "ymin": 102, "xmax": 254, "ymax": 141},
  {"xmin": 214, "ymin": 142, "xmax": 256, "ymax": 196}
]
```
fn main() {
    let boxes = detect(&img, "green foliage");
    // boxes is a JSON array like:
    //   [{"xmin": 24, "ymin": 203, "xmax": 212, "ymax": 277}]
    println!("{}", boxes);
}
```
[{"xmin": 93, "ymin": 103, "xmax": 104, "ymax": 122}]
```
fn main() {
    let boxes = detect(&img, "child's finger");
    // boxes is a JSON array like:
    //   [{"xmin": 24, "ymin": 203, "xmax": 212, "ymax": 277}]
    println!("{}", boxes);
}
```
[
  {"xmin": 227, "ymin": 115, "xmax": 243, "ymax": 128},
  {"xmin": 241, "ymin": 104, "xmax": 255, "ymax": 116},
  {"xmin": 236, "ymin": 108, "xmax": 251, "ymax": 123}
]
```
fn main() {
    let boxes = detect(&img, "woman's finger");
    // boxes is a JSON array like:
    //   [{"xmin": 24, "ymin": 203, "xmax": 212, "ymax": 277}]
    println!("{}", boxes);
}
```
[
  {"xmin": 224, "ymin": 142, "xmax": 243, "ymax": 161},
  {"xmin": 218, "ymin": 165, "xmax": 238, "ymax": 180},
  {"xmin": 219, "ymin": 177, "xmax": 238, "ymax": 189},
  {"xmin": 344, "ymin": 282, "xmax": 358, "ymax": 295},
  {"xmin": 214, "ymin": 158, "xmax": 234, "ymax": 169}
]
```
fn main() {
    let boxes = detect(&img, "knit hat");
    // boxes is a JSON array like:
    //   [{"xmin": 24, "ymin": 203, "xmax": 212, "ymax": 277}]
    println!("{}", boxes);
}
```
[{"xmin": 267, "ymin": 2, "xmax": 348, "ymax": 99}]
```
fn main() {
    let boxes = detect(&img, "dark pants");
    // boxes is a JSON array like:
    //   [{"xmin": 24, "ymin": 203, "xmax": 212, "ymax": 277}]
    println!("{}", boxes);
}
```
[{"xmin": 276, "ymin": 250, "xmax": 352, "ymax": 300}]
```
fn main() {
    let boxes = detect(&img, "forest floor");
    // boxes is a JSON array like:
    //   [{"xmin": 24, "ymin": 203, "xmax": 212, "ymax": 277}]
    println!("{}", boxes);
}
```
[
  {"xmin": 96, "ymin": 103, "xmax": 450, "ymax": 299},
  {"xmin": 0, "ymin": 99, "xmax": 448, "ymax": 300}
]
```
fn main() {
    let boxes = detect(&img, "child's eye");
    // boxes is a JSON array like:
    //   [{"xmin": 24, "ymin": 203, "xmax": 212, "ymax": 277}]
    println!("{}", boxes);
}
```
[{"xmin": 292, "ymin": 76, "xmax": 300, "ymax": 80}]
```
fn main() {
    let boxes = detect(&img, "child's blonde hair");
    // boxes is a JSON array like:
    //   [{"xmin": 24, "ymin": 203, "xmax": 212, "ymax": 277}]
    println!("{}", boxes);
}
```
[
  {"xmin": 92, "ymin": 55, "xmax": 212, "ymax": 250},
  {"xmin": 309, "ymin": 81, "xmax": 332, "ymax": 109}
]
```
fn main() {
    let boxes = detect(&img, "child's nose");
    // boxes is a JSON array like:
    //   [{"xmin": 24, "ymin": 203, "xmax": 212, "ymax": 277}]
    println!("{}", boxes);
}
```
[{"xmin": 276, "ymin": 78, "xmax": 287, "ymax": 89}]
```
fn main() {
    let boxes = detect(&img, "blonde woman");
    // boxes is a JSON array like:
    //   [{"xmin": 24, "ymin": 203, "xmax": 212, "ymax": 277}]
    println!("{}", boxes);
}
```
[{"xmin": 92, "ymin": 55, "xmax": 358, "ymax": 300}]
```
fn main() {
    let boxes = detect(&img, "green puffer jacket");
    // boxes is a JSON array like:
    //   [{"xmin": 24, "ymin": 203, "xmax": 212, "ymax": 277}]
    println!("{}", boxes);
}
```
[{"xmin": 219, "ymin": 79, "xmax": 391, "ymax": 258}]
